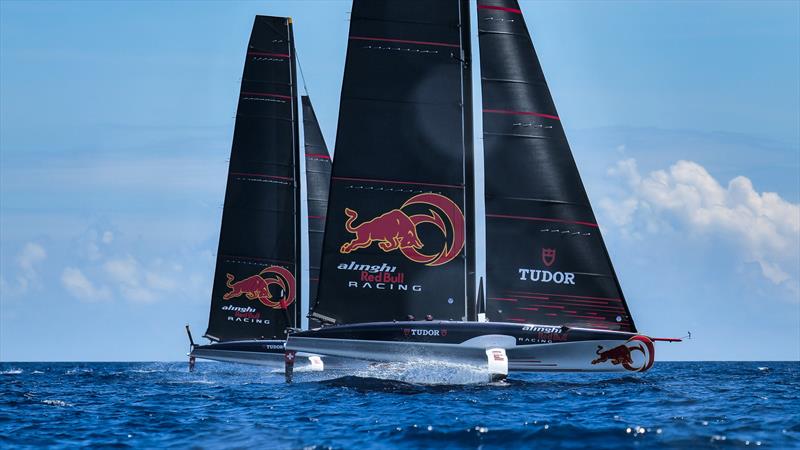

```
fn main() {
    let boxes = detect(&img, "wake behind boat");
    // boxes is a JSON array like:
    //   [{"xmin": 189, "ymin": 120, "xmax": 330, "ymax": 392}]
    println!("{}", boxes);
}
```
[{"xmin": 285, "ymin": 0, "xmax": 680, "ymax": 381}]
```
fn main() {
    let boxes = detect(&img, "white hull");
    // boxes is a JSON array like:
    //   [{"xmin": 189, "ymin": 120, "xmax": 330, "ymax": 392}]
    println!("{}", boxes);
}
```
[
  {"xmin": 507, "ymin": 340, "xmax": 647, "ymax": 372},
  {"xmin": 190, "ymin": 346, "xmax": 363, "ymax": 371},
  {"xmin": 191, "ymin": 347, "xmax": 285, "ymax": 367},
  {"xmin": 285, "ymin": 321, "xmax": 657, "ymax": 374}
]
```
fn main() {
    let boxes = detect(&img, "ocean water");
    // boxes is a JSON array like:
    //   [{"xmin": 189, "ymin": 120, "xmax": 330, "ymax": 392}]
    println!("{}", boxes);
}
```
[{"xmin": 0, "ymin": 361, "xmax": 797, "ymax": 449}]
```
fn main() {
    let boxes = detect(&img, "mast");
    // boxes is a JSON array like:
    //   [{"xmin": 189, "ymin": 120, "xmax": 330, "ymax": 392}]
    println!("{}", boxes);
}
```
[
  {"xmin": 460, "ymin": 0, "xmax": 477, "ymax": 320},
  {"xmin": 311, "ymin": 0, "xmax": 474, "ymax": 325},
  {"xmin": 301, "ymin": 96, "xmax": 332, "ymax": 308},
  {"xmin": 478, "ymin": 1, "xmax": 637, "ymax": 332},
  {"xmin": 204, "ymin": 16, "xmax": 302, "ymax": 341}
]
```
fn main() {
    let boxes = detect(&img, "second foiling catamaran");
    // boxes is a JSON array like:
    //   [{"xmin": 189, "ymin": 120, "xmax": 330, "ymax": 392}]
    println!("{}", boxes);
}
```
[
  {"xmin": 187, "ymin": 15, "xmax": 335, "ymax": 370},
  {"xmin": 285, "ymin": 0, "xmax": 680, "ymax": 380}
]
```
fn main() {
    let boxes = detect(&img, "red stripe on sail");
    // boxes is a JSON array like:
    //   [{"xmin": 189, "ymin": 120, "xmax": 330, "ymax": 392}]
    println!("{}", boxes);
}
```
[
  {"xmin": 483, "ymin": 109, "xmax": 560, "ymax": 120},
  {"xmin": 568, "ymin": 314, "xmax": 610, "ymax": 320},
  {"xmin": 247, "ymin": 52, "xmax": 290, "ymax": 58},
  {"xmin": 507, "ymin": 291, "xmax": 621, "ymax": 302},
  {"xmin": 240, "ymin": 92, "xmax": 292, "ymax": 100},
  {"xmin": 516, "ymin": 295, "xmax": 549, "ymax": 300},
  {"xmin": 516, "ymin": 300, "xmax": 625, "ymax": 313},
  {"xmin": 487, "ymin": 213, "xmax": 598, "ymax": 228},
  {"xmin": 305, "ymin": 153, "xmax": 331, "ymax": 159},
  {"xmin": 477, "ymin": 4, "xmax": 522, "ymax": 14},
  {"xmin": 489, "ymin": 297, "xmax": 518, "ymax": 302},
  {"xmin": 220, "ymin": 254, "xmax": 294, "ymax": 265},
  {"xmin": 230, "ymin": 172, "xmax": 293, "ymax": 181},
  {"xmin": 553, "ymin": 303, "xmax": 625, "ymax": 312},
  {"xmin": 512, "ymin": 294, "xmax": 618, "ymax": 307},
  {"xmin": 517, "ymin": 307, "xmax": 539, "ymax": 311},
  {"xmin": 584, "ymin": 322, "xmax": 613, "ymax": 330},
  {"xmin": 333, "ymin": 176, "xmax": 463, "ymax": 190},
  {"xmin": 350, "ymin": 36, "xmax": 459, "ymax": 48}
]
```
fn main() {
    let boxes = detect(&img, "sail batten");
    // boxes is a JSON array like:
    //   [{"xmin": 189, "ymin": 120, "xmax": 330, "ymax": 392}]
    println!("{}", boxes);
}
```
[
  {"xmin": 204, "ymin": 16, "xmax": 301, "ymax": 341},
  {"xmin": 478, "ymin": 0, "xmax": 636, "ymax": 332}
]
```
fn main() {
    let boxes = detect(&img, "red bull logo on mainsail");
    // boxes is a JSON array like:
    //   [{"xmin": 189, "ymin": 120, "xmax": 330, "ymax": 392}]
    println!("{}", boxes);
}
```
[
  {"xmin": 223, "ymin": 266, "xmax": 296, "ymax": 309},
  {"xmin": 339, "ymin": 193, "xmax": 465, "ymax": 266}
]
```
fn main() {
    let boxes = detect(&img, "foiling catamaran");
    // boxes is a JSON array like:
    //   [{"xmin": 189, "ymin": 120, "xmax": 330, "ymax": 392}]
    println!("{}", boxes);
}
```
[
  {"xmin": 285, "ymin": 0, "xmax": 680, "ymax": 381},
  {"xmin": 186, "ymin": 15, "xmax": 335, "ymax": 370}
]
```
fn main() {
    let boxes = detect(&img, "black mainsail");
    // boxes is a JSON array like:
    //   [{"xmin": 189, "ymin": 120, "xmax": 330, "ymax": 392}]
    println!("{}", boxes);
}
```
[
  {"xmin": 204, "ymin": 16, "xmax": 301, "ymax": 341},
  {"xmin": 302, "ymin": 95, "xmax": 332, "ymax": 305},
  {"xmin": 310, "ymin": 0, "xmax": 475, "ymax": 325},
  {"xmin": 478, "ymin": 0, "xmax": 636, "ymax": 332}
]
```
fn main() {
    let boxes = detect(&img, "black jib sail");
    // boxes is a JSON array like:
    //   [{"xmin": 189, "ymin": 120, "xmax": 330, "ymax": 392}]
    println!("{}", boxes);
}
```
[
  {"xmin": 311, "ymin": 0, "xmax": 475, "ymax": 325},
  {"xmin": 478, "ymin": 0, "xmax": 636, "ymax": 332},
  {"xmin": 204, "ymin": 16, "xmax": 301, "ymax": 341},
  {"xmin": 301, "ymin": 95, "xmax": 332, "ymax": 306}
]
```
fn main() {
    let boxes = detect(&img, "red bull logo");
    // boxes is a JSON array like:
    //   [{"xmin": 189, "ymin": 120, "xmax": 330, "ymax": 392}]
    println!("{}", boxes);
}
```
[
  {"xmin": 591, "ymin": 336, "xmax": 655, "ymax": 372},
  {"xmin": 339, "ymin": 193, "xmax": 465, "ymax": 266},
  {"xmin": 223, "ymin": 266, "xmax": 296, "ymax": 309}
]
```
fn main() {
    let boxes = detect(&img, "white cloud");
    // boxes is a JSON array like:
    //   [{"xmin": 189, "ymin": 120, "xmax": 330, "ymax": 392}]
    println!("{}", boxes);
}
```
[
  {"xmin": 78, "ymin": 228, "xmax": 115, "ymax": 261},
  {"xmin": 61, "ymin": 267, "xmax": 111, "ymax": 302},
  {"xmin": 18, "ymin": 243, "xmax": 46, "ymax": 272},
  {"xmin": 602, "ymin": 159, "xmax": 800, "ymax": 296},
  {"xmin": 104, "ymin": 257, "xmax": 139, "ymax": 286},
  {"xmin": 2, "ymin": 242, "xmax": 48, "ymax": 296},
  {"xmin": 102, "ymin": 255, "xmax": 185, "ymax": 303}
]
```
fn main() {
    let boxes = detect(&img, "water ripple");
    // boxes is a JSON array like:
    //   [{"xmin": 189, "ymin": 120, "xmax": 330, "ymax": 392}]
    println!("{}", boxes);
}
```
[{"xmin": 0, "ymin": 361, "xmax": 797, "ymax": 449}]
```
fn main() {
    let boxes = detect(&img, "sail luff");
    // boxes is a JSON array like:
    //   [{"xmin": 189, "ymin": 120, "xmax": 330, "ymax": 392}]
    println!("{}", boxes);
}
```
[
  {"xmin": 288, "ymin": 19, "xmax": 302, "ymax": 330},
  {"xmin": 478, "ymin": 0, "xmax": 637, "ymax": 332}
]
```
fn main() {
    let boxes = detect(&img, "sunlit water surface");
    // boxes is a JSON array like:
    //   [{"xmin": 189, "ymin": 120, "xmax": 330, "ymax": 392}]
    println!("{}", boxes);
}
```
[{"xmin": 1, "ymin": 361, "xmax": 797, "ymax": 448}]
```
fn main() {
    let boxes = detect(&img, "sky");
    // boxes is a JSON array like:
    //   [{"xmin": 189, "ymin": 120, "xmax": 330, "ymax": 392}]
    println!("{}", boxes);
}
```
[{"xmin": 1, "ymin": 1, "xmax": 798, "ymax": 361}]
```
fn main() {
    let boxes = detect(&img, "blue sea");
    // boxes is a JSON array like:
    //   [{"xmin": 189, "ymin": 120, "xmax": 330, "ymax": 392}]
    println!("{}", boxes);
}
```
[{"xmin": 1, "ymin": 361, "xmax": 798, "ymax": 449}]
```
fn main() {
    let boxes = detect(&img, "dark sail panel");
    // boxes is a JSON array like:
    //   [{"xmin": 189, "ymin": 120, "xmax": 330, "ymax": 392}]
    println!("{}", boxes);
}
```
[
  {"xmin": 205, "ymin": 16, "xmax": 301, "ymax": 341},
  {"xmin": 311, "ymin": 0, "xmax": 474, "ymax": 325},
  {"xmin": 302, "ymin": 96, "xmax": 332, "ymax": 306},
  {"xmin": 478, "ymin": 1, "xmax": 636, "ymax": 332}
]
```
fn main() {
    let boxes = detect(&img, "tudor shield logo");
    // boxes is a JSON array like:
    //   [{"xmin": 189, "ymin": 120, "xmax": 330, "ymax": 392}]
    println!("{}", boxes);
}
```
[
  {"xmin": 339, "ymin": 193, "xmax": 465, "ymax": 266},
  {"xmin": 542, "ymin": 248, "xmax": 556, "ymax": 267},
  {"xmin": 223, "ymin": 265, "xmax": 296, "ymax": 309},
  {"xmin": 518, "ymin": 247, "xmax": 576, "ymax": 285}
]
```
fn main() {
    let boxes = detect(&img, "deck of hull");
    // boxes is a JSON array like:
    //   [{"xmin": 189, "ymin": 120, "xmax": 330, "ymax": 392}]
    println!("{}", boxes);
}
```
[{"xmin": 286, "ymin": 321, "xmax": 655, "ymax": 373}]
